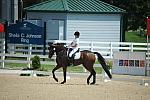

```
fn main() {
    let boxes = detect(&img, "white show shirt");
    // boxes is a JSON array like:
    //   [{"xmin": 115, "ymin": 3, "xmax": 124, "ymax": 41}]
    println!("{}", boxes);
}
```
[{"xmin": 71, "ymin": 38, "xmax": 79, "ymax": 49}]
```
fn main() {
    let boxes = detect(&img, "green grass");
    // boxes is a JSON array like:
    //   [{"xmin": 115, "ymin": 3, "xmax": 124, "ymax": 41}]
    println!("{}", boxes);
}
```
[
  {"xmin": 4, "ymin": 63, "xmax": 28, "ymax": 69},
  {"xmin": 125, "ymin": 31, "xmax": 150, "ymax": 43},
  {"xmin": 2, "ymin": 62, "xmax": 103, "ymax": 74}
]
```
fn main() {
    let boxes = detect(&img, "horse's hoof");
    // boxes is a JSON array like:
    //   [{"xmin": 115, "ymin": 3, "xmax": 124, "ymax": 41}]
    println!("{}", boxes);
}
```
[
  {"xmin": 90, "ymin": 82, "xmax": 95, "ymax": 85},
  {"xmin": 87, "ymin": 82, "xmax": 90, "ymax": 85},
  {"xmin": 61, "ymin": 81, "xmax": 66, "ymax": 84},
  {"xmin": 54, "ymin": 77, "xmax": 58, "ymax": 82}
]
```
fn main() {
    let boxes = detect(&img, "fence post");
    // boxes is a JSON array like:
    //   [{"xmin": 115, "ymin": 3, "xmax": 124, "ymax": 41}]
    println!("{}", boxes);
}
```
[
  {"xmin": 90, "ymin": 41, "xmax": 93, "ymax": 52},
  {"xmin": 130, "ymin": 43, "xmax": 133, "ymax": 52},
  {"xmin": 1, "ymin": 40, "xmax": 5, "ymax": 68},
  {"xmin": 27, "ymin": 44, "xmax": 32, "ymax": 68},
  {"xmin": 147, "ymin": 37, "xmax": 150, "ymax": 76},
  {"xmin": 110, "ymin": 42, "xmax": 113, "ymax": 58}
]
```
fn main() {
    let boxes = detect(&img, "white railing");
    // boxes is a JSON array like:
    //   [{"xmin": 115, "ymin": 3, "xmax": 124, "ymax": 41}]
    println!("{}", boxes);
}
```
[
  {"xmin": 0, "ymin": 39, "xmax": 150, "ymax": 70},
  {"xmin": 53, "ymin": 40, "xmax": 150, "ymax": 59},
  {"xmin": 0, "ymin": 39, "xmax": 56, "ymax": 68}
]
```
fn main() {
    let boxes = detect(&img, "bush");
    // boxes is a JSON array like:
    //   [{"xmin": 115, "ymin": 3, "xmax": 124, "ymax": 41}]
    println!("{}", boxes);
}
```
[
  {"xmin": 106, "ymin": 60, "xmax": 113, "ymax": 69},
  {"xmin": 31, "ymin": 55, "xmax": 41, "ymax": 70}
]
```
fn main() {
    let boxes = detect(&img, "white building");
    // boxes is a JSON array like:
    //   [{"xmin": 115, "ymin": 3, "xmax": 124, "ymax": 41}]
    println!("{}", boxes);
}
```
[{"xmin": 25, "ymin": 0, "xmax": 126, "ymax": 42}]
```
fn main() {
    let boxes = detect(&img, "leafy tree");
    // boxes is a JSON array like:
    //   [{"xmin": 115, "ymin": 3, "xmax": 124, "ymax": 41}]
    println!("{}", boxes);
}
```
[
  {"xmin": 23, "ymin": 0, "xmax": 47, "ymax": 7},
  {"xmin": 101, "ymin": 0, "xmax": 150, "ymax": 30}
]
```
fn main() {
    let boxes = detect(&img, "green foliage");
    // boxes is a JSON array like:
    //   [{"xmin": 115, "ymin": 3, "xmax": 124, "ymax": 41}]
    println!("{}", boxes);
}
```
[
  {"xmin": 31, "ymin": 55, "xmax": 41, "ymax": 70},
  {"xmin": 101, "ymin": 0, "xmax": 150, "ymax": 30},
  {"xmin": 125, "ymin": 31, "xmax": 149, "ymax": 43},
  {"xmin": 106, "ymin": 60, "xmax": 113, "ymax": 69}
]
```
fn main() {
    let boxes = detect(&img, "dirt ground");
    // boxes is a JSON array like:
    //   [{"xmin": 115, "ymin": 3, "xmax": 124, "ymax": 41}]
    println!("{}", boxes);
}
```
[{"xmin": 0, "ymin": 74, "xmax": 150, "ymax": 100}]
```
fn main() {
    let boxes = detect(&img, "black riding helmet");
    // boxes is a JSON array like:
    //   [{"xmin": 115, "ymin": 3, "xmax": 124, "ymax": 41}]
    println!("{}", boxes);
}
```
[{"xmin": 74, "ymin": 31, "xmax": 80, "ymax": 36}]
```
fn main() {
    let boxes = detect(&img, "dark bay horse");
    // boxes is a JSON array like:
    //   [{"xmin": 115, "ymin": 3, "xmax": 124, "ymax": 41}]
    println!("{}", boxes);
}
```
[{"xmin": 48, "ymin": 43, "xmax": 112, "ymax": 85}]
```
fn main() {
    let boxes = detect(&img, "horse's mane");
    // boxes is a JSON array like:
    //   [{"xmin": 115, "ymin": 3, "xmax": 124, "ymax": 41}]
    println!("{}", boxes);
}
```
[{"xmin": 55, "ymin": 43, "xmax": 67, "ymax": 50}]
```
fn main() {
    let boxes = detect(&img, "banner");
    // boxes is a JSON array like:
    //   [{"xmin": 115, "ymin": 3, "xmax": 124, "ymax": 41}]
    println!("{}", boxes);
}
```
[
  {"xmin": 113, "ymin": 52, "xmax": 146, "ymax": 76},
  {"xmin": 0, "ymin": 23, "xmax": 4, "ymax": 33},
  {"xmin": 147, "ymin": 17, "xmax": 150, "ymax": 36},
  {"xmin": 7, "ymin": 22, "xmax": 44, "ymax": 45}
]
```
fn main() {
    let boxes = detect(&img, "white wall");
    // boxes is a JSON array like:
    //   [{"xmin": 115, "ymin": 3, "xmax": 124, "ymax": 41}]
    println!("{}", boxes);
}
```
[
  {"xmin": 27, "ymin": 12, "xmax": 121, "ymax": 42},
  {"xmin": 66, "ymin": 14, "xmax": 121, "ymax": 42}
]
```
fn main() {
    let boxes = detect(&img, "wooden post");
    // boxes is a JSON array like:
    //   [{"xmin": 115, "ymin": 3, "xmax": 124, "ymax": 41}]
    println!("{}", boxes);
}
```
[
  {"xmin": 146, "ymin": 35, "xmax": 150, "ymax": 76},
  {"xmin": 4, "ymin": 21, "xmax": 8, "ymax": 53},
  {"xmin": 2, "ymin": 40, "xmax": 5, "ymax": 68},
  {"xmin": 131, "ymin": 43, "xmax": 133, "ymax": 52},
  {"xmin": 27, "ymin": 44, "xmax": 32, "ymax": 68},
  {"xmin": 90, "ymin": 41, "xmax": 93, "ymax": 52}
]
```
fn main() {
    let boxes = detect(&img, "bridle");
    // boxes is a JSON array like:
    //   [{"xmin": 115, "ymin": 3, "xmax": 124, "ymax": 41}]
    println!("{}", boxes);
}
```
[
  {"xmin": 48, "ymin": 43, "xmax": 67, "ymax": 58},
  {"xmin": 48, "ymin": 45, "xmax": 55, "ymax": 58}
]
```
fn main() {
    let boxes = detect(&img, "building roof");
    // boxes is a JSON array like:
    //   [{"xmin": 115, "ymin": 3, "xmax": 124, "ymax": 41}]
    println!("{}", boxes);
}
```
[{"xmin": 25, "ymin": 0, "xmax": 126, "ymax": 14}]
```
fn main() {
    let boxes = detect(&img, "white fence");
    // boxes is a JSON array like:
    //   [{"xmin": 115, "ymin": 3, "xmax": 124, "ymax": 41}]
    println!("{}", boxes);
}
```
[
  {"xmin": 0, "ymin": 39, "xmax": 150, "ymax": 72},
  {"xmin": 0, "ymin": 39, "xmax": 56, "ymax": 68},
  {"xmin": 53, "ymin": 40, "xmax": 150, "ymax": 59}
]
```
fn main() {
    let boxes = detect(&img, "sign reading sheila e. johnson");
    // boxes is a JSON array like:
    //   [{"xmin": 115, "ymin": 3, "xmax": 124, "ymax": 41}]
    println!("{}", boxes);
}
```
[{"xmin": 7, "ymin": 22, "xmax": 44, "ymax": 45}]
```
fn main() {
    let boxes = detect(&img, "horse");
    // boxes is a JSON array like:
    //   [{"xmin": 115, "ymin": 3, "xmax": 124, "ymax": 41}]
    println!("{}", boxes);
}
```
[{"xmin": 48, "ymin": 43, "xmax": 112, "ymax": 85}]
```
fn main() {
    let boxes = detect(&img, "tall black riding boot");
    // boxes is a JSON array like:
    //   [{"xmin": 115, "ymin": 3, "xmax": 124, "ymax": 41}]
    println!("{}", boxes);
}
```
[{"xmin": 68, "ymin": 56, "xmax": 74, "ymax": 66}]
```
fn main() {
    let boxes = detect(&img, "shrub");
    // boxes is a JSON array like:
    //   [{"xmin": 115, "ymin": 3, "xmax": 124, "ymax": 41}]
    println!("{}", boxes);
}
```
[
  {"xmin": 106, "ymin": 60, "xmax": 113, "ymax": 69},
  {"xmin": 31, "ymin": 55, "xmax": 41, "ymax": 70}
]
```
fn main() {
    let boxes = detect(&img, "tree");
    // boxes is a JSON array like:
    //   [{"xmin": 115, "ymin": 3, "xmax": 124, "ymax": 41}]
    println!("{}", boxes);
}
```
[
  {"xmin": 23, "ymin": 0, "xmax": 47, "ymax": 7},
  {"xmin": 101, "ymin": 0, "xmax": 150, "ymax": 30}
]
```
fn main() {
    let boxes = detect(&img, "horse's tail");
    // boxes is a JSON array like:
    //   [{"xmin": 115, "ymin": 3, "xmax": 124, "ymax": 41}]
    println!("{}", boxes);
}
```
[{"xmin": 93, "ymin": 52, "xmax": 112, "ymax": 79}]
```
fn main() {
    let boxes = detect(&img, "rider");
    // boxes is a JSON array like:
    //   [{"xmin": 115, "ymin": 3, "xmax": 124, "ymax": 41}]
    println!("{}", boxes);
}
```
[{"xmin": 67, "ymin": 31, "xmax": 80, "ymax": 65}]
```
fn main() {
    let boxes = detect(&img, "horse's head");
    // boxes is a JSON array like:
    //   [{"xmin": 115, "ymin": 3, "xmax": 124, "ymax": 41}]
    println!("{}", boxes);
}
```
[
  {"xmin": 48, "ymin": 43, "xmax": 55, "ymax": 58},
  {"xmin": 48, "ymin": 43, "xmax": 66, "ymax": 58}
]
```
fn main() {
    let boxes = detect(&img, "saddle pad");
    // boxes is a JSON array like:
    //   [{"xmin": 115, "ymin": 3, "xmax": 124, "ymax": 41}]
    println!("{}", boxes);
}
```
[{"xmin": 74, "ymin": 52, "xmax": 81, "ymax": 59}]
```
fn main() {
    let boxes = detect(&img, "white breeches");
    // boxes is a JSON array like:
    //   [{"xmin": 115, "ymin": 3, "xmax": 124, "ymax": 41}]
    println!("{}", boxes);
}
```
[{"xmin": 68, "ymin": 48, "xmax": 79, "ymax": 57}]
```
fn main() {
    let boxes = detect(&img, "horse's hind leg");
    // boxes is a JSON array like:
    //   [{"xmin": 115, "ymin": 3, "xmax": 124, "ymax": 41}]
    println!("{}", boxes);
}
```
[
  {"xmin": 87, "ymin": 69, "xmax": 96, "ymax": 85},
  {"xmin": 52, "ymin": 65, "xmax": 60, "ymax": 82},
  {"xmin": 87, "ymin": 73, "xmax": 92, "ymax": 85},
  {"xmin": 90, "ymin": 69, "xmax": 96, "ymax": 85}
]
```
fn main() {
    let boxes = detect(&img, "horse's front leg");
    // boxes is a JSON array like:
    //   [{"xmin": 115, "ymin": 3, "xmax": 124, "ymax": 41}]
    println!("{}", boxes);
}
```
[
  {"xmin": 52, "ymin": 65, "xmax": 61, "ymax": 82},
  {"xmin": 61, "ymin": 66, "xmax": 67, "ymax": 84}
]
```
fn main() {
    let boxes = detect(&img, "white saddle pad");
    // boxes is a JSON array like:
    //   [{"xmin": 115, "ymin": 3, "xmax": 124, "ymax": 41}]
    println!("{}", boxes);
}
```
[{"xmin": 74, "ymin": 52, "xmax": 81, "ymax": 59}]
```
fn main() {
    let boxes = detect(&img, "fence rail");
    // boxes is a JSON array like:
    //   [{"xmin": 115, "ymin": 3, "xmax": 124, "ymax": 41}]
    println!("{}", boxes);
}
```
[{"xmin": 0, "ymin": 39, "xmax": 150, "ymax": 72}]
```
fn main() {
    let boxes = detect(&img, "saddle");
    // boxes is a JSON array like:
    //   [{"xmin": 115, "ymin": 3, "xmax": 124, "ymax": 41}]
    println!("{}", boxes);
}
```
[
  {"xmin": 68, "ymin": 48, "xmax": 80, "ymax": 60},
  {"xmin": 67, "ymin": 48, "xmax": 80, "ymax": 66}
]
